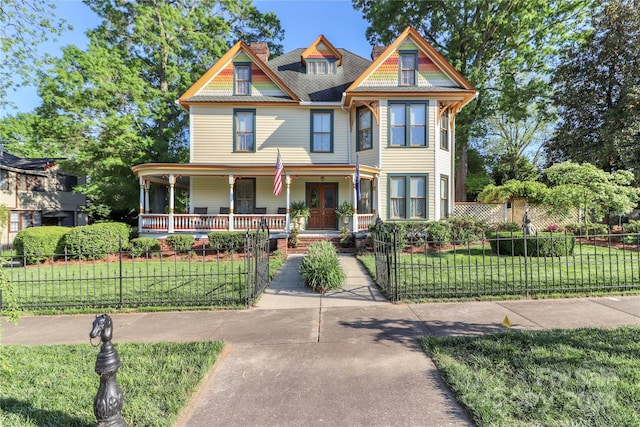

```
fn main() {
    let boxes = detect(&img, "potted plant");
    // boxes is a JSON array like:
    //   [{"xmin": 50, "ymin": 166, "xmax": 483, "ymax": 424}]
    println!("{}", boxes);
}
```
[
  {"xmin": 335, "ymin": 201, "xmax": 354, "ymax": 226},
  {"xmin": 290, "ymin": 200, "xmax": 310, "ymax": 230}
]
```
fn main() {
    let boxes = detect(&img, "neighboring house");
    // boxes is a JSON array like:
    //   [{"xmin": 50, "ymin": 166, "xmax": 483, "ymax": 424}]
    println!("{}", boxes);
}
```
[
  {"xmin": 0, "ymin": 148, "xmax": 88, "ymax": 248},
  {"xmin": 131, "ymin": 27, "xmax": 476, "ymax": 236}
]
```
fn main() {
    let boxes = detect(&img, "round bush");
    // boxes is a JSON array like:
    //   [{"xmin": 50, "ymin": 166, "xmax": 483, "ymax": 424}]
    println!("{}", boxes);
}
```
[
  {"xmin": 63, "ymin": 222, "xmax": 131, "ymax": 259},
  {"xmin": 165, "ymin": 234, "xmax": 195, "ymax": 252},
  {"xmin": 490, "ymin": 232, "xmax": 575, "ymax": 257},
  {"xmin": 130, "ymin": 237, "xmax": 161, "ymax": 257},
  {"xmin": 207, "ymin": 231, "xmax": 246, "ymax": 252},
  {"xmin": 13, "ymin": 226, "xmax": 70, "ymax": 264}
]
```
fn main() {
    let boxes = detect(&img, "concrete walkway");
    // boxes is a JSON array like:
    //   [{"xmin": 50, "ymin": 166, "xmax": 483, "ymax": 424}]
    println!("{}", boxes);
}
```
[{"xmin": 3, "ymin": 254, "xmax": 640, "ymax": 426}]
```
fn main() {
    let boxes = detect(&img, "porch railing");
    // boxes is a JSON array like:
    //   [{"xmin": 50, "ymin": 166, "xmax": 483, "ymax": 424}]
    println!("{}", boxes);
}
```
[
  {"xmin": 357, "ymin": 214, "xmax": 375, "ymax": 231},
  {"xmin": 140, "ymin": 213, "xmax": 287, "ymax": 233}
]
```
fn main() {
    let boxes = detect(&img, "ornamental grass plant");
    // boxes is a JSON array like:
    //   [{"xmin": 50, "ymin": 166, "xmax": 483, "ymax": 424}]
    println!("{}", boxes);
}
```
[{"xmin": 299, "ymin": 241, "xmax": 345, "ymax": 292}]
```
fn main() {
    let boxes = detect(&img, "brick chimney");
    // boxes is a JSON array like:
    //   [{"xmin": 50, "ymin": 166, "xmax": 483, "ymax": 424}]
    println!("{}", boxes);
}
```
[
  {"xmin": 371, "ymin": 46, "xmax": 387, "ymax": 61},
  {"xmin": 250, "ymin": 42, "xmax": 269, "ymax": 62}
]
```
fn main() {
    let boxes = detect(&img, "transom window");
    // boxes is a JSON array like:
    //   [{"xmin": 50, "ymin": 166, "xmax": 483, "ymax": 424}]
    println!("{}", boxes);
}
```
[
  {"xmin": 389, "ymin": 175, "xmax": 427, "ymax": 219},
  {"xmin": 234, "ymin": 63, "xmax": 251, "ymax": 95},
  {"xmin": 307, "ymin": 60, "xmax": 337, "ymax": 75},
  {"xmin": 399, "ymin": 52, "xmax": 417, "ymax": 86},
  {"xmin": 389, "ymin": 102, "xmax": 427, "ymax": 147},
  {"xmin": 311, "ymin": 110, "xmax": 333, "ymax": 152},
  {"xmin": 357, "ymin": 108, "xmax": 372, "ymax": 151},
  {"xmin": 440, "ymin": 106, "xmax": 449, "ymax": 150},
  {"xmin": 234, "ymin": 109, "xmax": 255, "ymax": 152}
]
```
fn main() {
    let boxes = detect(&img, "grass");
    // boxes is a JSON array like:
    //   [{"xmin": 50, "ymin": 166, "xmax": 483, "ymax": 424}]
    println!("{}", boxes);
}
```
[
  {"xmin": 422, "ymin": 326, "xmax": 640, "ymax": 426},
  {"xmin": 358, "ymin": 242, "xmax": 640, "ymax": 300},
  {"xmin": 3, "ymin": 254, "xmax": 285, "ymax": 311},
  {"xmin": 0, "ymin": 340, "xmax": 224, "ymax": 426}
]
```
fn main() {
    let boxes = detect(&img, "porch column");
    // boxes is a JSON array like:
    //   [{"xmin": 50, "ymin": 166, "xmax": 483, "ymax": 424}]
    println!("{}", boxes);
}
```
[
  {"xmin": 228, "ymin": 174, "xmax": 234, "ymax": 231},
  {"xmin": 285, "ymin": 175, "xmax": 291, "ymax": 232},
  {"xmin": 373, "ymin": 174, "xmax": 379, "ymax": 218},
  {"xmin": 144, "ymin": 182, "xmax": 150, "ymax": 214},
  {"xmin": 168, "ymin": 173, "xmax": 175, "ymax": 233},
  {"xmin": 138, "ymin": 177, "xmax": 145, "ymax": 233},
  {"xmin": 352, "ymin": 174, "xmax": 359, "ymax": 232}
]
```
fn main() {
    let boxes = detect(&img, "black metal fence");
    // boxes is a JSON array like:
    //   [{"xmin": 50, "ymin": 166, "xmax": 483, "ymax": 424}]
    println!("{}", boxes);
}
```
[
  {"xmin": 1, "ymin": 230, "xmax": 271, "ymax": 311},
  {"xmin": 372, "ymin": 227, "xmax": 640, "ymax": 301}
]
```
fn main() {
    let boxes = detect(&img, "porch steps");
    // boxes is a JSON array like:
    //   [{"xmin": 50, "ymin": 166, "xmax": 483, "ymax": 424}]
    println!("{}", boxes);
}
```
[{"xmin": 288, "ymin": 235, "xmax": 355, "ymax": 254}]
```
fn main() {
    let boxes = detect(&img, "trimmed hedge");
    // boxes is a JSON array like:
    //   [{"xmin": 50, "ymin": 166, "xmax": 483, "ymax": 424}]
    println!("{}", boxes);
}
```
[
  {"xmin": 490, "ymin": 232, "xmax": 576, "ymax": 257},
  {"xmin": 165, "ymin": 234, "xmax": 195, "ymax": 252},
  {"xmin": 63, "ymin": 222, "xmax": 131, "ymax": 259},
  {"xmin": 207, "ymin": 231, "xmax": 246, "ymax": 251},
  {"xmin": 130, "ymin": 237, "xmax": 161, "ymax": 257},
  {"xmin": 13, "ymin": 226, "xmax": 70, "ymax": 264},
  {"xmin": 299, "ymin": 241, "xmax": 345, "ymax": 292}
]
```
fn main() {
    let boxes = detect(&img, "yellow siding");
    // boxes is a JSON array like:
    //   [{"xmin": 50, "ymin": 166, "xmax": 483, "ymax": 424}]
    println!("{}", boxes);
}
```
[{"xmin": 190, "ymin": 106, "xmax": 350, "ymax": 164}]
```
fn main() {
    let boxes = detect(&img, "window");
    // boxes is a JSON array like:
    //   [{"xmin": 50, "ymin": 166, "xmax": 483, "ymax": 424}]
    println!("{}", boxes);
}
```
[
  {"xmin": 399, "ymin": 52, "xmax": 417, "ymax": 86},
  {"xmin": 10, "ymin": 212, "xmax": 19, "ymax": 232},
  {"xmin": 357, "ymin": 179, "xmax": 372, "ymax": 214},
  {"xmin": 311, "ymin": 110, "xmax": 333, "ymax": 152},
  {"xmin": 440, "ymin": 107, "xmax": 449, "ymax": 150},
  {"xmin": 389, "ymin": 175, "xmax": 427, "ymax": 219},
  {"xmin": 440, "ymin": 176, "xmax": 449, "ymax": 218},
  {"xmin": 234, "ymin": 109, "xmax": 255, "ymax": 152},
  {"xmin": 0, "ymin": 169, "xmax": 7, "ymax": 189},
  {"xmin": 56, "ymin": 174, "xmax": 78, "ymax": 192},
  {"xmin": 234, "ymin": 63, "xmax": 251, "ymax": 95},
  {"xmin": 307, "ymin": 60, "xmax": 337, "ymax": 75},
  {"xmin": 357, "ymin": 108, "xmax": 372, "ymax": 151},
  {"xmin": 389, "ymin": 102, "xmax": 427, "ymax": 147},
  {"xmin": 234, "ymin": 178, "xmax": 255, "ymax": 214},
  {"xmin": 18, "ymin": 174, "xmax": 45, "ymax": 191}
]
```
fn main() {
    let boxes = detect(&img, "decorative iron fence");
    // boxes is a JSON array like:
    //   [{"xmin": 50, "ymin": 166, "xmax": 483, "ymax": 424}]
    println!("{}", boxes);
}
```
[
  {"xmin": 371, "ymin": 225, "xmax": 640, "ymax": 301},
  {"xmin": 1, "ymin": 230, "xmax": 271, "ymax": 311}
]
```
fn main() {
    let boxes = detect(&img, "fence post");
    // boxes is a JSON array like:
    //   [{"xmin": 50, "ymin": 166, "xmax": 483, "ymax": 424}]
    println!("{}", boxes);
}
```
[{"xmin": 119, "ymin": 238, "xmax": 123, "ymax": 308}]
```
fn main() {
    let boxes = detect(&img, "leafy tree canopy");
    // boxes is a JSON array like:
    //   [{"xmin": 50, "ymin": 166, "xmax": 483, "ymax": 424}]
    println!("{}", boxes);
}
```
[
  {"xmin": 477, "ymin": 179, "xmax": 549, "ymax": 205},
  {"xmin": 546, "ymin": 0, "xmax": 640, "ymax": 178}
]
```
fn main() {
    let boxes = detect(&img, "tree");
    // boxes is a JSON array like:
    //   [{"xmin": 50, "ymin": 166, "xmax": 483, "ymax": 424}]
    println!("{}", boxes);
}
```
[
  {"xmin": 0, "ymin": 0, "xmax": 69, "ymax": 110},
  {"xmin": 492, "ymin": 155, "xmax": 541, "ymax": 185},
  {"xmin": 352, "ymin": 0, "xmax": 591, "ymax": 200},
  {"xmin": 34, "ymin": 0, "xmax": 284, "ymax": 218},
  {"xmin": 477, "ymin": 179, "xmax": 549, "ymax": 207},
  {"xmin": 0, "ymin": 112, "xmax": 65, "ymax": 157},
  {"xmin": 544, "ymin": 161, "xmax": 640, "ymax": 224},
  {"xmin": 546, "ymin": 0, "xmax": 640, "ymax": 178}
]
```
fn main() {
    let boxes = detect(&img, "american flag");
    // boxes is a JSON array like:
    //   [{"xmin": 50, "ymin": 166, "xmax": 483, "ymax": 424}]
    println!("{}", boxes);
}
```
[{"xmin": 273, "ymin": 150, "xmax": 284, "ymax": 196}]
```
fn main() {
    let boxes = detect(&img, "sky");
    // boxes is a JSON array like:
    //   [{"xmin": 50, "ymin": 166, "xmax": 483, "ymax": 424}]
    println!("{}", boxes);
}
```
[{"xmin": 1, "ymin": 0, "xmax": 373, "ymax": 118}]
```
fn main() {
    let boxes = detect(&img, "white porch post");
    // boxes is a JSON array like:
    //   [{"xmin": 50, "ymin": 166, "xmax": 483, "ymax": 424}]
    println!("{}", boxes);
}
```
[
  {"xmin": 285, "ymin": 175, "xmax": 291, "ymax": 232},
  {"xmin": 168, "ymin": 173, "xmax": 175, "ymax": 233},
  {"xmin": 228, "ymin": 174, "xmax": 234, "ymax": 231},
  {"xmin": 138, "ymin": 177, "xmax": 145, "ymax": 233},
  {"xmin": 373, "ymin": 174, "xmax": 380, "ymax": 220},
  {"xmin": 352, "ymin": 174, "xmax": 359, "ymax": 232},
  {"xmin": 144, "ymin": 182, "xmax": 150, "ymax": 213}
]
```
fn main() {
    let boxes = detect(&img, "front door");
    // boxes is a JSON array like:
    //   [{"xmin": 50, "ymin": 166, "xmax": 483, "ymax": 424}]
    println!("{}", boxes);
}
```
[{"xmin": 307, "ymin": 183, "xmax": 337, "ymax": 229}]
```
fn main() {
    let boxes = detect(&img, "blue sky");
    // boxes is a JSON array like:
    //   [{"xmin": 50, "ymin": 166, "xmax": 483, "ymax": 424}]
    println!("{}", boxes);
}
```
[{"xmin": 1, "ymin": 0, "xmax": 373, "ymax": 117}]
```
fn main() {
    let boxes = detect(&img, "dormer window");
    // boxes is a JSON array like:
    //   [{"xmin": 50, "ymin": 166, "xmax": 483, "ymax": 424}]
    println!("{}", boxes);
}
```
[
  {"xmin": 307, "ymin": 60, "xmax": 337, "ymax": 75},
  {"xmin": 399, "ymin": 52, "xmax": 417, "ymax": 86},
  {"xmin": 234, "ymin": 63, "xmax": 251, "ymax": 95}
]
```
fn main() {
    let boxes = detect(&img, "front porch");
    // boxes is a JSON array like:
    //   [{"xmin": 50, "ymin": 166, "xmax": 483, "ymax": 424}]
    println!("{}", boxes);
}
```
[{"xmin": 139, "ymin": 212, "xmax": 376, "ymax": 234}]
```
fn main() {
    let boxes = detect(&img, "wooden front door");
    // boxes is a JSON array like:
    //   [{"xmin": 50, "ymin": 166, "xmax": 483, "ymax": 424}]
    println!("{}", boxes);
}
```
[{"xmin": 307, "ymin": 183, "xmax": 337, "ymax": 229}]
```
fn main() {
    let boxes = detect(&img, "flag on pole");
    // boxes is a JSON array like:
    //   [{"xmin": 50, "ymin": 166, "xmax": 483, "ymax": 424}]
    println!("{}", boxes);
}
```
[
  {"xmin": 273, "ymin": 150, "xmax": 284, "ymax": 196},
  {"xmin": 355, "ymin": 155, "xmax": 361, "ymax": 201}
]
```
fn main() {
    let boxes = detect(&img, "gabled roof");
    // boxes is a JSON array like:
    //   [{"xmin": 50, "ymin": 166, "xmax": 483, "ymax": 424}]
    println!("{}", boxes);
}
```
[
  {"xmin": 0, "ymin": 149, "xmax": 59, "ymax": 174},
  {"xmin": 300, "ymin": 34, "xmax": 343, "ymax": 66},
  {"xmin": 345, "ymin": 27, "xmax": 476, "ymax": 106},
  {"xmin": 178, "ymin": 41, "xmax": 300, "ymax": 108}
]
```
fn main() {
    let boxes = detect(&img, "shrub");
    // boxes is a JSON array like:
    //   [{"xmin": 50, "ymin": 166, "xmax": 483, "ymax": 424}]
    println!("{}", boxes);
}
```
[
  {"xmin": 207, "ymin": 231, "xmax": 246, "ymax": 251},
  {"xmin": 299, "ymin": 241, "xmax": 345, "ymax": 292},
  {"xmin": 492, "ymin": 221, "xmax": 521, "ymax": 232},
  {"xmin": 565, "ymin": 222, "xmax": 608, "ymax": 236},
  {"xmin": 130, "ymin": 237, "xmax": 161, "ymax": 257},
  {"xmin": 544, "ymin": 223, "xmax": 564, "ymax": 233},
  {"xmin": 339, "ymin": 227, "xmax": 354, "ymax": 248},
  {"xmin": 62, "ymin": 222, "xmax": 131, "ymax": 259},
  {"xmin": 426, "ymin": 222, "xmax": 451, "ymax": 246},
  {"xmin": 623, "ymin": 220, "xmax": 640, "ymax": 234},
  {"xmin": 13, "ymin": 226, "xmax": 70, "ymax": 264},
  {"xmin": 165, "ymin": 234, "xmax": 195, "ymax": 252},
  {"xmin": 489, "ymin": 232, "xmax": 575, "ymax": 257},
  {"xmin": 446, "ymin": 216, "xmax": 489, "ymax": 243}
]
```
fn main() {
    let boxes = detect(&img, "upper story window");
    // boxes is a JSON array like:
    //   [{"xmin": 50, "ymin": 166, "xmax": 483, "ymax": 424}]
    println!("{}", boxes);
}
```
[
  {"xmin": 0, "ymin": 169, "xmax": 7, "ymax": 190},
  {"xmin": 357, "ymin": 108, "xmax": 372, "ymax": 151},
  {"xmin": 311, "ymin": 110, "xmax": 333, "ymax": 152},
  {"xmin": 307, "ymin": 60, "xmax": 337, "ymax": 75},
  {"xmin": 18, "ymin": 174, "xmax": 45, "ymax": 191},
  {"xmin": 440, "ymin": 106, "xmax": 449, "ymax": 150},
  {"xmin": 234, "ymin": 63, "xmax": 251, "ymax": 95},
  {"xmin": 399, "ymin": 52, "xmax": 417, "ymax": 86},
  {"xmin": 389, "ymin": 101, "xmax": 427, "ymax": 147},
  {"xmin": 56, "ymin": 174, "xmax": 78, "ymax": 192},
  {"xmin": 234, "ymin": 109, "xmax": 256, "ymax": 152}
]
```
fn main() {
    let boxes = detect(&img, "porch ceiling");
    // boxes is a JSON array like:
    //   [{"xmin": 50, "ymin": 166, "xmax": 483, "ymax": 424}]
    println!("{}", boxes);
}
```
[{"xmin": 132, "ymin": 163, "xmax": 380, "ymax": 186}]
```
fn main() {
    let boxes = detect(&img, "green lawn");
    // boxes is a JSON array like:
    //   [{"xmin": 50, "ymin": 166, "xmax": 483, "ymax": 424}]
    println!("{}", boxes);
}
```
[
  {"xmin": 3, "ymin": 255, "xmax": 285, "ymax": 311},
  {"xmin": 358, "ymin": 243, "xmax": 640, "ymax": 299},
  {"xmin": 0, "ymin": 340, "xmax": 224, "ymax": 426},
  {"xmin": 422, "ymin": 326, "xmax": 640, "ymax": 426}
]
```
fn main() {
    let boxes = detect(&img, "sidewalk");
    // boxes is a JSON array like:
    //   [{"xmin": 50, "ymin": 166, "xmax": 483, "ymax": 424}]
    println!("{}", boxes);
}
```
[{"xmin": 3, "ymin": 254, "xmax": 640, "ymax": 426}]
